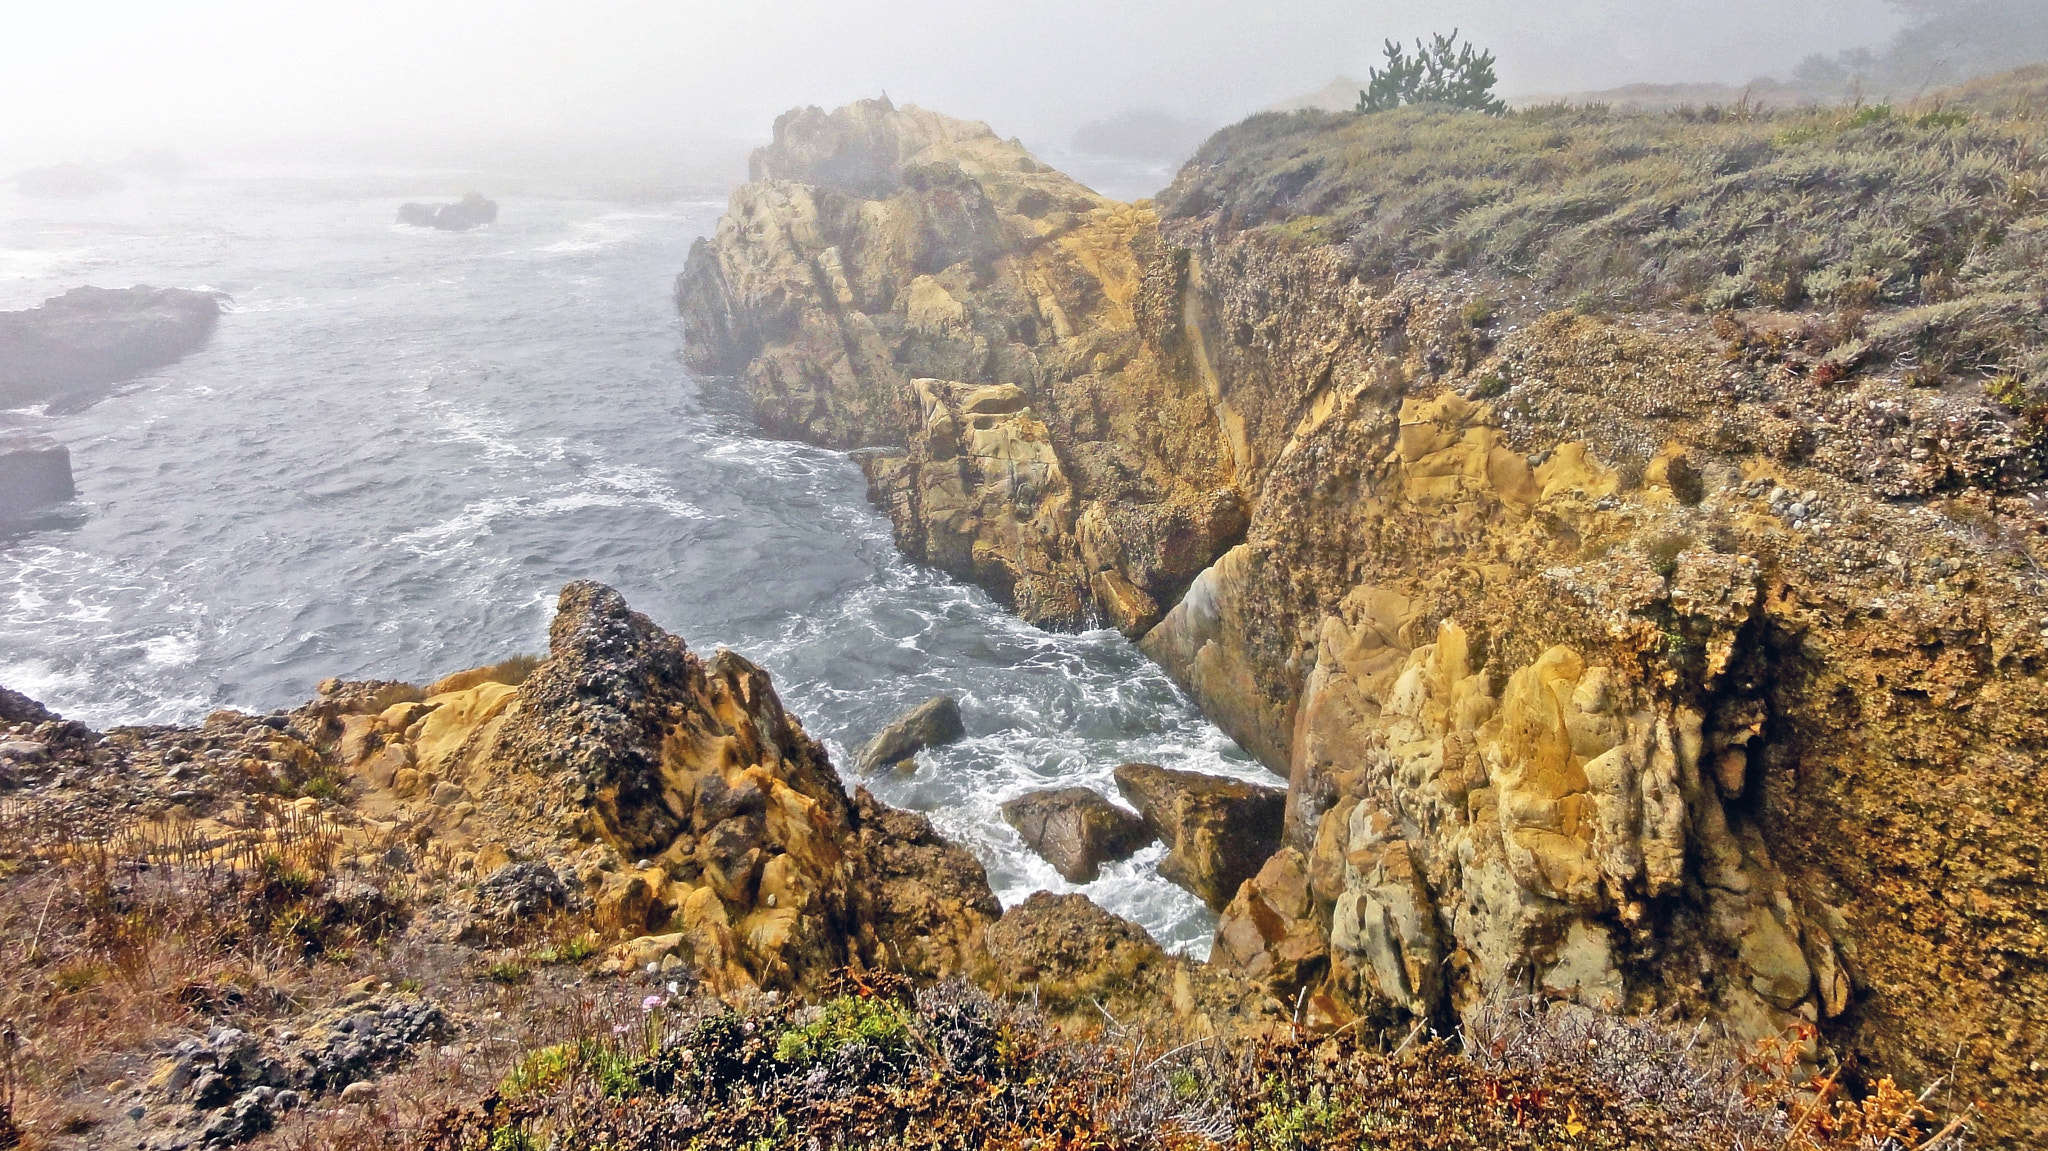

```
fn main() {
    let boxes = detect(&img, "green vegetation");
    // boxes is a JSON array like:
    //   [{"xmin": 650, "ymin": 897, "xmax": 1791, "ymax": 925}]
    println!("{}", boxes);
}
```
[
  {"xmin": 484, "ymin": 960, "xmax": 530, "ymax": 985},
  {"xmin": 415, "ymin": 985, "xmax": 1958, "ymax": 1151},
  {"xmin": 531, "ymin": 933, "xmax": 599, "ymax": 964},
  {"xmin": 771, "ymin": 993, "xmax": 912, "ymax": 1064},
  {"xmin": 499, "ymin": 1043, "xmax": 580, "ymax": 1100},
  {"xmin": 1170, "ymin": 71, "xmax": 2048, "ymax": 414},
  {"xmin": 1358, "ymin": 31, "xmax": 1507, "ymax": 115}
]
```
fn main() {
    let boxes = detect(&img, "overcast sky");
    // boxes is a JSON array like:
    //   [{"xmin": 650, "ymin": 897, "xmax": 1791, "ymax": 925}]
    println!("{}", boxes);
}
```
[{"xmin": 7, "ymin": 0, "xmax": 1909, "ymax": 163}]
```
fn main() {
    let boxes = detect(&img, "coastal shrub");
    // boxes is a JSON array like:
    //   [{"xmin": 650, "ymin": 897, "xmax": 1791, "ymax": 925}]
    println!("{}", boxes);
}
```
[
  {"xmin": 408, "ymin": 983, "xmax": 1971, "ymax": 1151},
  {"xmin": 772, "ymin": 994, "xmax": 913, "ymax": 1064}
]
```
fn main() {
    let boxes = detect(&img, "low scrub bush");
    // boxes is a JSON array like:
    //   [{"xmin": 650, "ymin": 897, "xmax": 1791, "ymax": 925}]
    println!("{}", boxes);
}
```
[{"xmin": 412, "ymin": 984, "xmax": 1970, "ymax": 1151}]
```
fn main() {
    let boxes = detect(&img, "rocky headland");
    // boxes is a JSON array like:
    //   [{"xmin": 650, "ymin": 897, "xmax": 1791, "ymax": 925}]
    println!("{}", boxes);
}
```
[
  {"xmin": 678, "ymin": 90, "xmax": 2048, "ymax": 1144},
  {"xmin": 0, "ymin": 285, "xmax": 223, "ymax": 409},
  {"xmin": 0, "ymin": 582, "xmax": 1328, "ymax": 1147}
]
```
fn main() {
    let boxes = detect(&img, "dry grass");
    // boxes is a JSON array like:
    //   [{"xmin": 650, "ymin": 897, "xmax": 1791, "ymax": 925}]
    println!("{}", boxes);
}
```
[
  {"xmin": 0, "ymin": 801, "xmax": 409, "ymax": 1146},
  {"xmin": 1162, "ymin": 70, "xmax": 2048, "ymax": 418}
]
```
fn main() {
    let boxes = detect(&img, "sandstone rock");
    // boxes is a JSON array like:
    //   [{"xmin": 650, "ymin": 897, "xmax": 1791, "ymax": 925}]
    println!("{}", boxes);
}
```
[
  {"xmin": 986, "ymin": 891, "xmax": 1166, "ymax": 1009},
  {"xmin": 1000, "ymin": 787, "xmax": 1154, "ymax": 883},
  {"xmin": 1112, "ymin": 763, "xmax": 1284, "ymax": 911},
  {"xmin": 855, "ymin": 694, "xmax": 964, "ymax": 774},
  {"xmin": 338, "ymin": 1081, "xmax": 376, "ymax": 1105},
  {"xmin": 679, "ymin": 99, "xmax": 1243, "ymax": 632},
  {"xmin": 851, "ymin": 788, "xmax": 1001, "ymax": 982},
  {"xmin": 1211, "ymin": 847, "xmax": 1330, "ymax": 1003},
  {"xmin": 0, "ymin": 435, "xmax": 75, "ymax": 519},
  {"xmin": 473, "ymin": 582, "xmax": 998, "ymax": 991},
  {"xmin": 0, "ymin": 286, "xmax": 222, "ymax": 408}
]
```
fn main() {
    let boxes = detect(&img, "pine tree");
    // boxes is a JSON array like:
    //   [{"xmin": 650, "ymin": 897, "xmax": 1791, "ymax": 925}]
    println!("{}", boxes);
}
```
[{"xmin": 1357, "ymin": 30, "xmax": 1507, "ymax": 115}]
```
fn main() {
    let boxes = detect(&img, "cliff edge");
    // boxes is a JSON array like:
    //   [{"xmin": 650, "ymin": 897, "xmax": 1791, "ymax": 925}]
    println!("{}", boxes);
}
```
[{"xmin": 679, "ymin": 91, "xmax": 2048, "ymax": 1144}]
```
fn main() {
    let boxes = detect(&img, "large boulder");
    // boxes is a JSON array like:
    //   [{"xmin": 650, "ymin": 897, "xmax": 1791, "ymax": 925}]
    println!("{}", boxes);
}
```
[
  {"xmin": 396, "ymin": 192, "xmax": 498, "ymax": 231},
  {"xmin": 986, "ymin": 891, "xmax": 1167, "ymax": 1010},
  {"xmin": 0, "ymin": 286, "xmax": 221, "ymax": 407},
  {"xmin": 1113, "ymin": 763, "xmax": 1285, "ymax": 911},
  {"xmin": 855, "ymin": 694, "xmax": 965, "ymax": 773},
  {"xmin": 0, "ymin": 435, "xmax": 74, "ymax": 519},
  {"xmin": 852, "ymin": 788, "xmax": 1001, "ymax": 981},
  {"xmin": 1000, "ymin": 786, "xmax": 1154, "ymax": 883}
]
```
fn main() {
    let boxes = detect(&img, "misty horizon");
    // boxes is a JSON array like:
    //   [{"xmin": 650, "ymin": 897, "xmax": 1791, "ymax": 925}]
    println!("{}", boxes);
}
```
[{"xmin": 6, "ymin": 0, "xmax": 1925, "ymax": 173}]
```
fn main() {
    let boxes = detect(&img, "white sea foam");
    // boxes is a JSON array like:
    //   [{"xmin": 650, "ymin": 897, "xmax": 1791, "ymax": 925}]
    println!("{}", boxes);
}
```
[{"xmin": 0, "ymin": 177, "xmax": 1252, "ymax": 952}]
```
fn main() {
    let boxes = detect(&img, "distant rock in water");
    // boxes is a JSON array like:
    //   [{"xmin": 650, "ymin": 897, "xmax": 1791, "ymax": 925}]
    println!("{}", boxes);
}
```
[
  {"xmin": 12, "ymin": 162, "xmax": 124, "ymax": 199},
  {"xmin": 0, "ymin": 436, "xmax": 74, "ymax": 520},
  {"xmin": 396, "ymin": 192, "xmax": 498, "ymax": 231},
  {"xmin": 0, "ymin": 286, "xmax": 222, "ymax": 408}
]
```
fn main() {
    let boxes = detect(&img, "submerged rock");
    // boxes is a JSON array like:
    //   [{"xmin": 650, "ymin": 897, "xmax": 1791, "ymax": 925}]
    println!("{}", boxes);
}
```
[
  {"xmin": 0, "ymin": 435, "xmax": 74, "ymax": 518},
  {"xmin": 1112, "ymin": 763, "xmax": 1285, "ymax": 912},
  {"xmin": 396, "ymin": 192, "xmax": 498, "ymax": 231},
  {"xmin": 0, "ymin": 285, "xmax": 222, "ymax": 408},
  {"xmin": 1000, "ymin": 786, "xmax": 1154, "ymax": 883},
  {"xmin": 855, "ymin": 694, "xmax": 965, "ymax": 773}
]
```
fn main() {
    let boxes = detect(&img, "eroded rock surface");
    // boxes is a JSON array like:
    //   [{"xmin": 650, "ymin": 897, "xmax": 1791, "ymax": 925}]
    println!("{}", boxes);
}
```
[
  {"xmin": 1113, "ymin": 763, "xmax": 1284, "ymax": 911},
  {"xmin": 676, "ymin": 96, "xmax": 1245, "ymax": 634},
  {"xmin": 679, "ymin": 97, "xmax": 2048, "ymax": 1144}
]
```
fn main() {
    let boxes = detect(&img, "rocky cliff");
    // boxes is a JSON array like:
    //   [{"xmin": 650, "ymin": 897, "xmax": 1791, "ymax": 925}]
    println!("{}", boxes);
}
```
[{"xmin": 679, "ymin": 95, "xmax": 2048, "ymax": 1144}]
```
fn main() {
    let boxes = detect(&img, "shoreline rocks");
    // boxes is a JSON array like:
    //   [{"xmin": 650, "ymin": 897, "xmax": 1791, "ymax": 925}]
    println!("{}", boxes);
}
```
[
  {"xmin": 1112, "ymin": 763, "xmax": 1285, "ymax": 912},
  {"xmin": 0, "ymin": 434, "xmax": 75, "ymax": 519},
  {"xmin": 0, "ymin": 285, "xmax": 222, "ymax": 408},
  {"xmin": 1000, "ymin": 787, "xmax": 1154, "ymax": 883},
  {"xmin": 855, "ymin": 694, "xmax": 964, "ymax": 774}
]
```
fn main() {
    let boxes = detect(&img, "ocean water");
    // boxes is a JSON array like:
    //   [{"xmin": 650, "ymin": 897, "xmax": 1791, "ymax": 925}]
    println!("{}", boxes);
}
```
[{"xmin": 0, "ymin": 170, "xmax": 1268, "ymax": 954}]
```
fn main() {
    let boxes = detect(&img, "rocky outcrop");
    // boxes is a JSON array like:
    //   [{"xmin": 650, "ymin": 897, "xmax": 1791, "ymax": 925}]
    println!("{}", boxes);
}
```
[
  {"xmin": 987, "ymin": 891, "xmax": 1166, "ymax": 1009},
  {"xmin": 854, "ymin": 693, "xmax": 964, "ymax": 773},
  {"xmin": 1000, "ymin": 786, "xmax": 1154, "ymax": 882},
  {"xmin": 0, "ymin": 435, "xmax": 74, "ymax": 519},
  {"xmin": 676, "ymin": 96, "xmax": 1244, "ymax": 634},
  {"xmin": 300, "ymin": 580, "xmax": 1001, "ymax": 993},
  {"xmin": 679, "ymin": 98, "xmax": 2048, "ymax": 1143},
  {"xmin": 0, "ymin": 285, "xmax": 222, "ymax": 408},
  {"xmin": 1112, "ymin": 763, "xmax": 1284, "ymax": 911},
  {"xmin": 396, "ymin": 193, "xmax": 498, "ymax": 231},
  {"xmin": 135, "ymin": 997, "xmax": 446, "ymax": 1150}
]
